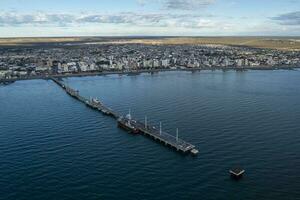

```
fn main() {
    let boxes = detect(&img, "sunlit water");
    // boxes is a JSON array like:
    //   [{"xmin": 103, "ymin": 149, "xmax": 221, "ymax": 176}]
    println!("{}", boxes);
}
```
[{"xmin": 1, "ymin": 70, "xmax": 300, "ymax": 200}]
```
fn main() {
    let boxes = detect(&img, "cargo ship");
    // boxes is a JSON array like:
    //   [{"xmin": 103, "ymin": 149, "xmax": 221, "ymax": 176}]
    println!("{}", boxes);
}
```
[{"xmin": 118, "ymin": 111, "xmax": 139, "ymax": 134}]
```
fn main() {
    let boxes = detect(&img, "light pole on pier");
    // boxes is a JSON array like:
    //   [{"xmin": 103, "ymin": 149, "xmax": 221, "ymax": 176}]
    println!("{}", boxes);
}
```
[
  {"xmin": 176, "ymin": 128, "xmax": 179, "ymax": 142},
  {"xmin": 160, "ymin": 122, "xmax": 162, "ymax": 135}
]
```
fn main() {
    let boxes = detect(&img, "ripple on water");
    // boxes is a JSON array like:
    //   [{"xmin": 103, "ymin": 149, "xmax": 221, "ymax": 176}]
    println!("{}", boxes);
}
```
[{"xmin": 1, "ymin": 70, "xmax": 300, "ymax": 200}]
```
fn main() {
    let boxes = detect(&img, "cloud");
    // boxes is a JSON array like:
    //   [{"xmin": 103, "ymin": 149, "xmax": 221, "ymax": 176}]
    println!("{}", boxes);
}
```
[
  {"xmin": 164, "ymin": 0, "xmax": 215, "ymax": 10},
  {"xmin": 78, "ymin": 13, "xmax": 166, "ymax": 26},
  {"xmin": 0, "ymin": 11, "xmax": 218, "ymax": 29},
  {"xmin": 136, "ymin": 0, "xmax": 215, "ymax": 10},
  {"xmin": 136, "ymin": 0, "xmax": 147, "ymax": 6},
  {"xmin": 271, "ymin": 11, "xmax": 300, "ymax": 25},
  {"xmin": 0, "ymin": 12, "xmax": 73, "ymax": 26}
]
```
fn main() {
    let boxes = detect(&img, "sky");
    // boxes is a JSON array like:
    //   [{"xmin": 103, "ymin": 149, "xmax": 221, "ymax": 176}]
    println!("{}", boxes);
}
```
[{"xmin": 0, "ymin": 0, "xmax": 299, "ymax": 37}]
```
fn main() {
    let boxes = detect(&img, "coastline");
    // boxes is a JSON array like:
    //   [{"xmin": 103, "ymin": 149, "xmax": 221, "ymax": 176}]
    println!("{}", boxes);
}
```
[{"xmin": 1, "ymin": 65, "xmax": 299, "ymax": 84}]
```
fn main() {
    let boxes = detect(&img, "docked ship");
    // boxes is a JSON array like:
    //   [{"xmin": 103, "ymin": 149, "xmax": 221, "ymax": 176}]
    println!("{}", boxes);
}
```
[
  {"xmin": 118, "ymin": 111, "xmax": 139, "ymax": 134},
  {"xmin": 86, "ymin": 97, "xmax": 102, "ymax": 109},
  {"xmin": 66, "ymin": 87, "xmax": 79, "ymax": 99},
  {"xmin": 91, "ymin": 98, "xmax": 101, "ymax": 106}
]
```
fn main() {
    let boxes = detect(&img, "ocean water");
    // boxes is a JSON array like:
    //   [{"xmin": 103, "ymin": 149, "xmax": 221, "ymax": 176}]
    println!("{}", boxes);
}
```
[{"xmin": 1, "ymin": 70, "xmax": 300, "ymax": 200}]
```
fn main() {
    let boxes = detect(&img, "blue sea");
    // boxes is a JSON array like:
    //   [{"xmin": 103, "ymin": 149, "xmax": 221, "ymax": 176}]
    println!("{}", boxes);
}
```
[{"xmin": 1, "ymin": 70, "xmax": 300, "ymax": 200}]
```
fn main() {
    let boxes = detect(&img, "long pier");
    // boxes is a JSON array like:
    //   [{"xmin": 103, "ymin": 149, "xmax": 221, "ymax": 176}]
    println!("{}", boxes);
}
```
[{"xmin": 51, "ymin": 77, "xmax": 198, "ymax": 155}]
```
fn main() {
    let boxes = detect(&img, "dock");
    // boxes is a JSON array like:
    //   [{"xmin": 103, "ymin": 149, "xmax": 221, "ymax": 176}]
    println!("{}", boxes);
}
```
[
  {"xmin": 133, "ymin": 120, "xmax": 195, "ymax": 153},
  {"xmin": 51, "ymin": 77, "xmax": 119, "ymax": 119},
  {"xmin": 51, "ymin": 77, "xmax": 198, "ymax": 155}
]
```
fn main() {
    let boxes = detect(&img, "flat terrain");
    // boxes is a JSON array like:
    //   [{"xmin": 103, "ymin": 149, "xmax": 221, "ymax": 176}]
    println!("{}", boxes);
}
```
[
  {"xmin": 0, "ymin": 37, "xmax": 105, "ymax": 46},
  {"xmin": 131, "ymin": 37, "xmax": 300, "ymax": 51},
  {"xmin": 0, "ymin": 36, "xmax": 300, "ymax": 51}
]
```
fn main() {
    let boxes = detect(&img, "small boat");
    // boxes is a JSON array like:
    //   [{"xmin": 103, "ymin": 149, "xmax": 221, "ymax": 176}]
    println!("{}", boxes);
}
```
[
  {"xmin": 230, "ymin": 168, "xmax": 245, "ymax": 179},
  {"xmin": 191, "ymin": 149, "xmax": 199, "ymax": 156},
  {"xmin": 102, "ymin": 109, "xmax": 111, "ymax": 115}
]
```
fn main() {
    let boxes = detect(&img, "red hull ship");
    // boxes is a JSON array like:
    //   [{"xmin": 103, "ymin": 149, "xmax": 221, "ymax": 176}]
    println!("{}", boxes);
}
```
[{"xmin": 117, "ymin": 111, "xmax": 139, "ymax": 134}]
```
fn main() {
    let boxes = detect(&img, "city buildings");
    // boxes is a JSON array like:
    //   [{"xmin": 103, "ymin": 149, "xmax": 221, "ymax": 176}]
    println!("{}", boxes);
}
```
[{"xmin": 0, "ymin": 44, "xmax": 299, "ymax": 80}]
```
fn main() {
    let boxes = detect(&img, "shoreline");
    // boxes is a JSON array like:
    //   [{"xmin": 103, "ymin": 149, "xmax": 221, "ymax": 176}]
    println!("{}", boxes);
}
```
[{"xmin": 1, "ymin": 65, "xmax": 299, "ymax": 84}]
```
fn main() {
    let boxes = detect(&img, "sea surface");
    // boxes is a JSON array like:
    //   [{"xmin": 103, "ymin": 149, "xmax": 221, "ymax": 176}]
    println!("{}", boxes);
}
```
[{"xmin": 1, "ymin": 70, "xmax": 300, "ymax": 200}]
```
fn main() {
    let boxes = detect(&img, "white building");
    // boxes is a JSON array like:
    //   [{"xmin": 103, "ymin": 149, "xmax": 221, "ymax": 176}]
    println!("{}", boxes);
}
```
[
  {"xmin": 79, "ymin": 62, "xmax": 88, "ymax": 72},
  {"xmin": 0, "ymin": 71, "xmax": 6, "ymax": 79},
  {"xmin": 161, "ymin": 59, "xmax": 169, "ymax": 68}
]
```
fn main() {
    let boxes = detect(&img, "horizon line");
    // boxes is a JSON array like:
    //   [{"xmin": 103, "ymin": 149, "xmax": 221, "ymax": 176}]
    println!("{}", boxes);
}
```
[{"xmin": 1, "ymin": 35, "xmax": 300, "ymax": 39}]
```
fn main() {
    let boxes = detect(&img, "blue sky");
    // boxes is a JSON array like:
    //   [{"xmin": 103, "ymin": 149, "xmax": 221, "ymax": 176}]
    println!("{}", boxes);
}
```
[{"xmin": 0, "ymin": 0, "xmax": 299, "ymax": 37}]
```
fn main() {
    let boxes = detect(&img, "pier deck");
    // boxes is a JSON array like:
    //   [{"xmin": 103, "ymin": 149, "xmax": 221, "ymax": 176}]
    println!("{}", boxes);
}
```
[
  {"xmin": 52, "ymin": 77, "xmax": 120, "ymax": 118},
  {"xmin": 51, "ymin": 77, "xmax": 198, "ymax": 155},
  {"xmin": 133, "ymin": 121, "xmax": 195, "ymax": 152}
]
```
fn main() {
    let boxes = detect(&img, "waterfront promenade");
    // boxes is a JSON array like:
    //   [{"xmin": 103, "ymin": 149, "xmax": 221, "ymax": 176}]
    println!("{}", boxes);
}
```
[{"xmin": 1, "ymin": 65, "xmax": 299, "ymax": 85}]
